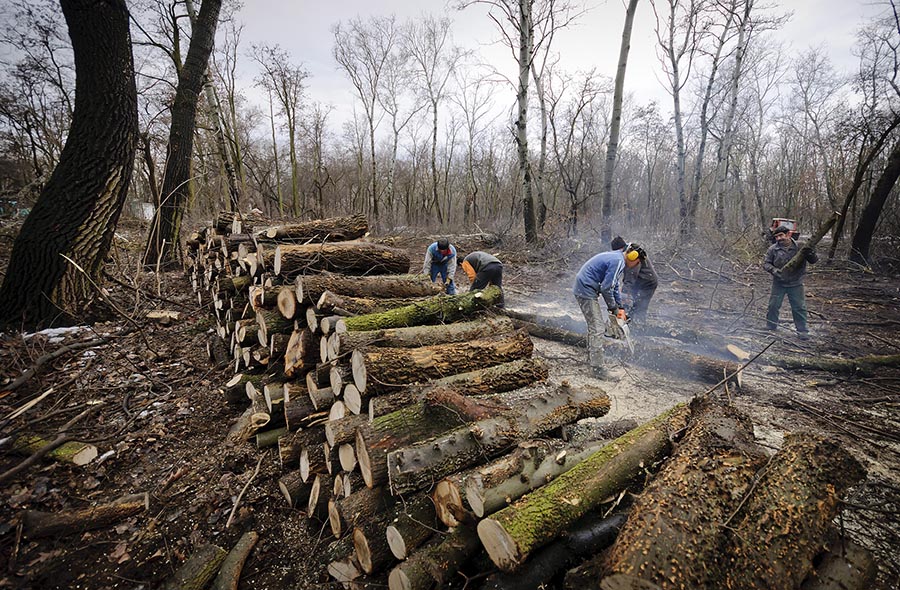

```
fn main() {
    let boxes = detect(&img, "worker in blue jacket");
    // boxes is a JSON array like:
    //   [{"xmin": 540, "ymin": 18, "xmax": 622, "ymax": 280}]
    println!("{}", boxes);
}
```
[
  {"xmin": 573, "ymin": 236, "xmax": 641, "ymax": 378},
  {"xmin": 423, "ymin": 238, "xmax": 457, "ymax": 294}
]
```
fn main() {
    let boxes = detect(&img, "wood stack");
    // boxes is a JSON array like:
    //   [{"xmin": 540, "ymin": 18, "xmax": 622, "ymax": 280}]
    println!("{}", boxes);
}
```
[{"xmin": 185, "ymin": 214, "xmax": 875, "ymax": 590}]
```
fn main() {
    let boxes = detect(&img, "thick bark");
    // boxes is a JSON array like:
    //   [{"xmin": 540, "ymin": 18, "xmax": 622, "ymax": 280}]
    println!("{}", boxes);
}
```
[
  {"xmin": 0, "ymin": 0, "xmax": 137, "ymax": 328},
  {"xmin": 353, "ymin": 520, "xmax": 394, "ymax": 574},
  {"xmin": 344, "ymin": 286, "xmax": 503, "ymax": 331},
  {"xmin": 161, "ymin": 543, "xmax": 227, "ymax": 590},
  {"xmin": 357, "ymin": 330, "xmax": 533, "ymax": 394},
  {"xmin": 296, "ymin": 273, "xmax": 443, "ymax": 304},
  {"xmin": 284, "ymin": 328, "xmax": 318, "ymax": 378},
  {"xmin": 516, "ymin": 0, "xmax": 537, "ymax": 243},
  {"xmin": 143, "ymin": 0, "xmax": 223, "ymax": 268},
  {"xmin": 603, "ymin": 398, "xmax": 768, "ymax": 588},
  {"xmin": 21, "ymin": 492, "xmax": 149, "ymax": 539},
  {"xmin": 385, "ymin": 494, "xmax": 438, "ymax": 560},
  {"xmin": 334, "ymin": 317, "xmax": 516, "ymax": 356},
  {"xmin": 388, "ymin": 525, "xmax": 481, "ymax": 590},
  {"xmin": 257, "ymin": 213, "xmax": 368, "ymax": 241},
  {"xmin": 274, "ymin": 242, "xmax": 411, "ymax": 277},
  {"xmin": 724, "ymin": 432, "xmax": 866, "ymax": 590},
  {"xmin": 328, "ymin": 486, "xmax": 393, "ymax": 539},
  {"xmin": 387, "ymin": 383, "xmax": 612, "ymax": 495},
  {"xmin": 477, "ymin": 405, "xmax": 688, "ymax": 572},
  {"xmin": 277, "ymin": 470, "xmax": 310, "ymax": 508}
]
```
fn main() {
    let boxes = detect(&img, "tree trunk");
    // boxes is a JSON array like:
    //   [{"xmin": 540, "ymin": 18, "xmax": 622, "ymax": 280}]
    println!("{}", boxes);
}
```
[
  {"xmin": 850, "ymin": 139, "xmax": 900, "ymax": 265},
  {"xmin": 602, "ymin": 0, "xmax": 639, "ymax": 243},
  {"xmin": 385, "ymin": 494, "xmax": 438, "ymax": 560},
  {"xmin": 517, "ymin": 0, "xmax": 537, "ymax": 243},
  {"xmin": 603, "ymin": 398, "xmax": 768, "ymax": 588},
  {"xmin": 343, "ymin": 286, "xmax": 503, "ymax": 331},
  {"xmin": 356, "ymin": 330, "xmax": 533, "ymax": 395},
  {"xmin": 258, "ymin": 214, "xmax": 369, "ymax": 242},
  {"xmin": 143, "ymin": 0, "xmax": 223, "ymax": 269},
  {"xmin": 0, "ymin": 0, "xmax": 137, "ymax": 328},
  {"xmin": 334, "ymin": 317, "xmax": 516, "ymax": 356},
  {"xmin": 274, "ymin": 242, "xmax": 411, "ymax": 277},
  {"xmin": 387, "ymin": 383, "xmax": 612, "ymax": 495},
  {"xmin": 723, "ymin": 433, "xmax": 866, "ymax": 590},
  {"xmin": 328, "ymin": 485, "xmax": 393, "ymax": 539},
  {"xmin": 296, "ymin": 273, "xmax": 442, "ymax": 304},
  {"xmin": 477, "ymin": 405, "xmax": 689, "ymax": 572}
]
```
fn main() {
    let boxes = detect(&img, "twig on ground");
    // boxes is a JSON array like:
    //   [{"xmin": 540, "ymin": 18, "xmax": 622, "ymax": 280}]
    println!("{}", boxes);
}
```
[
  {"xmin": 700, "ymin": 339, "xmax": 777, "ymax": 398},
  {"xmin": 225, "ymin": 453, "xmax": 266, "ymax": 529},
  {"xmin": 2, "ymin": 336, "xmax": 109, "ymax": 395}
]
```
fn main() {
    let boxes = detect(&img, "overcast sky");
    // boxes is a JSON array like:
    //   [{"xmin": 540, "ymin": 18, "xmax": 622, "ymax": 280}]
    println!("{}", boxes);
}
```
[{"xmin": 235, "ymin": 0, "xmax": 884, "ymax": 126}]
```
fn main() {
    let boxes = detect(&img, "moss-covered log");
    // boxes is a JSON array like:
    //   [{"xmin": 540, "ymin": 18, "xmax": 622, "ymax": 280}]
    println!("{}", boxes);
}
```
[
  {"xmin": 12, "ymin": 435, "xmax": 98, "ymax": 466},
  {"xmin": 334, "ymin": 317, "xmax": 516, "ymax": 355},
  {"xmin": 476, "ymin": 405, "xmax": 688, "ymax": 572},
  {"xmin": 603, "ymin": 397, "xmax": 768, "ymax": 588},
  {"xmin": 274, "ymin": 242, "xmax": 411, "ymax": 277},
  {"xmin": 387, "ymin": 383, "xmax": 612, "ymax": 495},
  {"xmin": 317, "ymin": 291, "xmax": 433, "ymax": 316},
  {"xmin": 343, "ymin": 286, "xmax": 502, "ymax": 332},
  {"xmin": 723, "ymin": 432, "xmax": 866, "ymax": 590},
  {"xmin": 296, "ymin": 273, "xmax": 443, "ymax": 304}
]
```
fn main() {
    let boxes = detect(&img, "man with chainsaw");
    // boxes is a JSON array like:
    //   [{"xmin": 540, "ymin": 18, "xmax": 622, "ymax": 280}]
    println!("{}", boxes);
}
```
[
  {"xmin": 423, "ymin": 238, "xmax": 457, "ymax": 294},
  {"xmin": 573, "ymin": 237, "xmax": 642, "ymax": 378},
  {"xmin": 621, "ymin": 243, "xmax": 658, "ymax": 324},
  {"xmin": 763, "ymin": 225, "xmax": 818, "ymax": 340}
]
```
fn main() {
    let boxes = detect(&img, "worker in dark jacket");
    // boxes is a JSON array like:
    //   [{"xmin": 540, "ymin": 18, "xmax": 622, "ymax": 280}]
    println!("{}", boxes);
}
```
[
  {"xmin": 423, "ymin": 238, "xmax": 457, "ymax": 294},
  {"xmin": 573, "ymin": 237, "xmax": 641, "ymax": 377},
  {"xmin": 763, "ymin": 225, "xmax": 818, "ymax": 339},
  {"xmin": 621, "ymin": 243, "xmax": 658, "ymax": 323},
  {"xmin": 461, "ymin": 251, "xmax": 504, "ymax": 306}
]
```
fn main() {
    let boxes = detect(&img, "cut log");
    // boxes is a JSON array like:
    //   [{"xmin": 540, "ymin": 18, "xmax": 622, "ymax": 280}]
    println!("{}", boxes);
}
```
[
  {"xmin": 277, "ymin": 427, "xmax": 323, "ymax": 469},
  {"xmin": 387, "ymin": 383, "xmax": 612, "ymax": 495},
  {"xmin": 257, "ymin": 213, "xmax": 369, "ymax": 242},
  {"xmin": 602, "ymin": 397, "xmax": 769, "ymax": 589},
  {"xmin": 388, "ymin": 525, "xmax": 481, "ymax": 590},
  {"xmin": 476, "ymin": 404, "xmax": 689, "ymax": 572},
  {"xmin": 256, "ymin": 308, "xmax": 294, "ymax": 345},
  {"xmin": 317, "ymin": 291, "xmax": 433, "ymax": 316},
  {"xmin": 356, "ymin": 330, "xmax": 534, "ymax": 395},
  {"xmin": 339, "ymin": 443, "xmax": 357, "ymax": 472},
  {"xmin": 307, "ymin": 361, "xmax": 337, "ymax": 390},
  {"xmin": 211, "ymin": 531, "xmax": 259, "ymax": 590},
  {"xmin": 282, "ymin": 383, "xmax": 315, "ymax": 431},
  {"xmin": 344, "ymin": 286, "xmax": 503, "ymax": 332},
  {"xmin": 385, "ymin": 494, "xmax": 438, "ymax": 560},
  {"xmin": 216, "ymin": 275, "xmax": 251, "ymax": 296},
  {"xmin": 326, "ymin": 414, "xmax": 370, "ymax": 447},
  {"xmin": 320, "ymin": 315, "xmax": 348, "ymax": 335},
  {"xmin": 161, "ymin": 543, "xmax": 227, "ymax": 590},
  {"xmin": 269, "ymin": 332, "xmax": 291, "ymax": 362},
  {"xmin": 343, "ymin": 384, "xmax": 363, "ymax": 414},
  {"xmin": 328, "ymin": 486, "xmax": 393, "ymax": 539},
  {"xmin": 276, "ymin": 286, "xmax": 298, "ymax": 319},
  {"xmin": 300, "ymin": 442, "xmax": 328, "ymax": 483},
  {"xmin": 278, "ymin": 470, "xmax": 310, "ymax": 508},
  {"xmin": 765, "ymin": 352, "xmax": 900, "ymax": 376},
  {"xmin": 21, "ymin": 492, "xmax": 149, "ymax": 539},
  {"xmin": 307, "ymin": 474, "xmax": 330, "ymax": 520},
  {"xmin": 12, "ymin": 435, "xmax": 98, "ymax": 466},
  {"xmin": 334, "ymin": 317, "xmax": 517, "ymax": 356},
  {"xmin": 274, "ymin": 242, "xmax": 411, "ymax": 277},
  {"xmin": 305, "ymin": 307, "xmax": 319, "ymax": 333},
  {"xmin": 255, "ymin": 427, "xmax": 287, "ymax": 448},
  {"xmin": 284, "ymin": 329, "xmax": 318, "ymax": 378},
  {"xmin": 723, "ymin": 432, "xmax": 866, "ymax": 590},
  {"xmin": 330, "ymin": 364, "xmax": 353, "ymax": 394},
  {"xmin": 560, "ymin": 418, "xmax": 639, "ymax": 445},
  {"xmin": 483, "ymin": 512, "xmax": 627, "ymax": 590},
  {"xmin": 369, "ymin": 358, "xmax": 549, "ymax": 419},
  {"xmin": 248, "ymin": 285, "xmax": 278, "ymax": 311},
  {"xmin": 308, "ymin": 382, "xmax": 335, "ymax": 410},
  {"xmin": 353, "ymin": 520, "xmax": 394, "ymax": 574},
  {"xmin": 296, "ymin": 273, "xmax": 443, "ymax": 304}
]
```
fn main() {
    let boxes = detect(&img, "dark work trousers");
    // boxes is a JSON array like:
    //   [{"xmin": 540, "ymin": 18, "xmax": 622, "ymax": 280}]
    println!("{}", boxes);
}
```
[
  {"xmin": 576, "ymin": 296, "xmax": 607, "ymax": 368},
  {"xmin": 766, "ymin": 282, "xmax": 808, "ymax": 332},
  {"xmin": 471, "ymin": 262, "xmax": 504, "ymax": 306},
  {"xmin": 429, "ymin": 262, "xmax": 457, "ymax": 294},
  {"xmin": 627, "ymin": 283, "xmax": 657, "ymax": 321}
]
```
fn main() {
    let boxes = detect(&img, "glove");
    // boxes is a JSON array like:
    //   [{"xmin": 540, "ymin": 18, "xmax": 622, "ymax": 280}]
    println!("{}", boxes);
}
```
[
  {"xmin": 616, "ymin": 308, "xmax": 627, "ymax": 321},
  {"xmin": 773, "ymin": 268, "xmax": 782, "ymax": 278}
]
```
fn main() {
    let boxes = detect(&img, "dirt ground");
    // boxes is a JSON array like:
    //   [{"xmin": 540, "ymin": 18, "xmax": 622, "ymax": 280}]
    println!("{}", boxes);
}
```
[{"xmin": 0, "ymin": 221, "xmax": 898, "ymax": 589}]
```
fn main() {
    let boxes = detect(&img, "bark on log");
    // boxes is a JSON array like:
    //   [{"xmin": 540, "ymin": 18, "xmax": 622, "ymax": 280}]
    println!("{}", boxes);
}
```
[
  {"xmin": 274, "ymin": 242, "xmax": 411, "ymax": 278},
  {"xmin": 343, "ymin": 286, "xmax": 503, "ymax": 332},
  {"xmin": 12, "ymin": 435, "xmax": 98, "ymax": 466},
  {"xmin": 276, "ymin": 286, "xmax": 298, "ymax": 319},
  {"xmin": 296, "ymin": 273, "xmax": 443, "ymax": 304},
  {"xmin": 300, "ymin": 442, "xmax": 328, "ymax": 482},
  {"xmin": 369, "ymin": 358, "xmax": 549, "ymax": 419},
  {"xmin": 388, "ymin": 525, "xmax": 481, "ymax": 590},
  {"xmin": 216, "ymin": 275, "xmax": 251, "ymax": 296},
  {"xmin": 476, "ymin": 405, "xmax": 689, "ymax": 572},
  {"xmin": 277, "ymin": 427, "xmax": 322, "ymax": 469},
  {"xmin": 211, "ymin": 531, "xmax": 259, "ymax": 590},
  {"xmin": 256, "ymin": 308, "xmax": 294, "ymax": 344},
  {"xmin": 307, "ymin": 474, "xmax": 330, "ymax": 520},
  {"xmin": 21, "ymin": 492, "xmax": 149, "ymax": 539},
  {"xmin": 326, "ymin": 414, "xmax": 370, "ymax": 447},
  {"xmin": 602, "ymin": 397, "xmax": 769, "ymax": 589},
  {"xmin": 277, "ymin": 470, "xmax": 310, "ymax": 508},
  {"xmin": 765, "ymin": 352, "xmax": 900, "ymax": 376},
  {"xmin": 257, "ymin": 213, "xmax": 368, "ymax": 242},
  {"xmin": 317, "ymin": 291, "xmax": 434, "ymax": 316},
  {"xmin": 161, "ymin": 543, "xmax": 227, "ymax": 590},
  {"xmin": 723, "ymin": 432, "xmax": 866, "ymax": 590},
  {"xmin": 799, "ymin": 538, "xmax": 876, "ymax": 590},
  {"xmin": 282, "ymin": 383, "xmax": 315, "ymax": 431},
  {"xmin": 328, "ymin": 486, "xmax": 393, "ymax": 539},
  {"xmin": 284, "ymin": 328, "xmax": 318, "ymax": 378},
  {"xmin": 354, "ymin": 520, "xmax": 394, "ymax": 574},
  {"xmin": 385, "ymin": 494, "xmax": 439, "ymax": 560},
  {"xmin": 335, "ymin": 317, "xmax": 516, "ymax": 356},
  {"xmin": 356, "ymin": 330, "xmax": 533, "ymax": 395},
  {"xmin": 387, "ymin": 383, "xmax": 613, "ymax": 495},
  {"xmin": 248, "ymin": 285, "xmax": 278, "ymax": 311},
  {"xmin": 255, "ymin": 427, "xmax": 287, "ymax": 448},
  {"xmin": 560, "ymin": 418, "xmax": 640, "ymax": 445}
]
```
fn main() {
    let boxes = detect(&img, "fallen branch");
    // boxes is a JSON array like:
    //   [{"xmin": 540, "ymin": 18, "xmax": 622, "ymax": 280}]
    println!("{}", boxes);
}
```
[
  {"xmin": 2, "ymin": 336, "xmax": 109, "ymax": 395},
  {"xmin": 211, "ymin": 531, "xmax": 259, "ymax": 590},
  {"xmin": 20, "ymin": 492, "xmax": 149, "ymax": 539},
  {"xmin": 225, "ymin": 454, "xmax": 265, "ymax": 529}
]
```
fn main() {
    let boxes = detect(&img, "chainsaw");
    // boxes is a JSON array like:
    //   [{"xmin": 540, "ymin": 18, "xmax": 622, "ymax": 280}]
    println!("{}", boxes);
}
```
[{"xmin": 604, "ymin": 314, "xmax": 635, "ymax": 354}]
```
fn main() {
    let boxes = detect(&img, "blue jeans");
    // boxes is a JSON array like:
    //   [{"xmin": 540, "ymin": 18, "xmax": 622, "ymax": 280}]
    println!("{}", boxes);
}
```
[{"xmin": 430, "ymin": 262, "xmax": 457, "ymax": 294}]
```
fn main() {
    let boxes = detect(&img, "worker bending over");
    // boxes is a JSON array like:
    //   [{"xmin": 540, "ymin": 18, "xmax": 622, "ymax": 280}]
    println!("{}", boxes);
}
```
[
  {"xmin": 423, "ymin": 238, "xmax": 457, "ymax": 294},
  {"xmin": 461, "ymin": 251, "xmax": 504, "ymax": 307}
]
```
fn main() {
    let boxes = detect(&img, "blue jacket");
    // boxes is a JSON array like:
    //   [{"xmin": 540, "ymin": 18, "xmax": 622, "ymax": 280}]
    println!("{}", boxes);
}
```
[
  {"xmin": 423, "ymin": 242, "xmax": 457, "ymax": 279},
  {"xmin": 573, "ymin": 250, "xmax": 625, "ymax": 310}
]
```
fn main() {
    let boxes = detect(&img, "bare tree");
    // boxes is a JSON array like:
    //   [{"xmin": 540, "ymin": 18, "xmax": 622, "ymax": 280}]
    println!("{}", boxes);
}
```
[{"xmin": 0, "ymin": 0, "xmax": 136, "ymax": 328}]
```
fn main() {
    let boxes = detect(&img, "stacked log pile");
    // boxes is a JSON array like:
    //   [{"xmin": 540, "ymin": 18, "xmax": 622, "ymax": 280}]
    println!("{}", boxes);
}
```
[{"xmin": 185, "ymin": 214, "xmax": 875, "ymax": 589}]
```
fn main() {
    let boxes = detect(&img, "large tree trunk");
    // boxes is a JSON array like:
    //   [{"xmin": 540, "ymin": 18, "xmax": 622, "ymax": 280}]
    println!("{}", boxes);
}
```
[
  {"xmin": 257, "ymin": 213, "xmax": 369, "ymax": 242},
  {"xmin": 143, "ymin": 0, "xmax": 223, "ymax": 269},
  {"xmin": 517, "ymin": 0, "xmax": 537, "ymax": 243},
  {"xmin": 274, "ymin": 242, "xmax": 411, "ymax": 277},
  {"xmin": 343, "ymin": 286, "xmax": 503, "ymax": 331},
  {"xmin": 602, "ymin": 397, "xmax": 768, "ymax": 588},
  {"xmin": 850, "ymin": 139, "xmax": 900, "ymax": 265},
  {"xmin": 296, "ymin": 273, "xmax": 443, "ymax": 304},
  {"xmin": 387, "ymin": 383, "xmax": 612, "ymax": 495},
  {"xmin": 477, "ymin": 405, "xmax": 689, "ymax": 572},
  {"xmin": 0, "ymin": 0, "xmax": 137, "ymax": 328}
]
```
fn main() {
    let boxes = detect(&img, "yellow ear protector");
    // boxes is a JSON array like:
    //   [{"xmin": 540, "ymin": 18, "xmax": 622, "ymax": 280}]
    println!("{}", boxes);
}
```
[{"xmin": 625, "ymin": 248, "xmax": 640, "ymax": 262}]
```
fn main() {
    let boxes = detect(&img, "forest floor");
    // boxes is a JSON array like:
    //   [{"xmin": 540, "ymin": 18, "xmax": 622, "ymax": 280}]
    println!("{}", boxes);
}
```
[{"xmin": 0, "ymin": 218, "xmax": 898, "ymax": 590}]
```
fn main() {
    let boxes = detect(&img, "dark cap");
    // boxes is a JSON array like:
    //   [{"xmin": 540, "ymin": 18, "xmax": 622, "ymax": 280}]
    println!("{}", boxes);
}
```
[
  {"xmin": 437, "ymin": 239, "xmax": 450, "ymax": 250},
  {"xmin": 610, "ymin": 236, "xmax": 627, "ymax": 251},
  {"xmin": 772, "ymin": 225, "xmax": 791, "ymax": 236}
]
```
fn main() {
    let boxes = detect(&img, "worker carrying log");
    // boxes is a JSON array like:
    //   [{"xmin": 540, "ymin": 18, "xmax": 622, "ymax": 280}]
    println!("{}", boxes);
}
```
[
  {"xmin": 573, "ymin": 237, "xmax": 641, "ymax": 378},
  {"xmin": 461, "ymin": 251, "xmax": 504, "ymax": 307},
  {"xmin": 621, "ymin": 242, "xmax": 657, "ymax": 324},
  {"xmin": 422, "ymin": 238, "xmax": 458, "ymax": 294},
  {"xmin": 763, "ymin": 225, "xmax": 818, "ymax": 340}
]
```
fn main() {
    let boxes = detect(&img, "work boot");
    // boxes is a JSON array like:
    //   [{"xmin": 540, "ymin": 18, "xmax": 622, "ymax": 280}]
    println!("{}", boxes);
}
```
[{"xmin": 797, "ymin": 331, "xmax": 810, "ymax": 341}]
